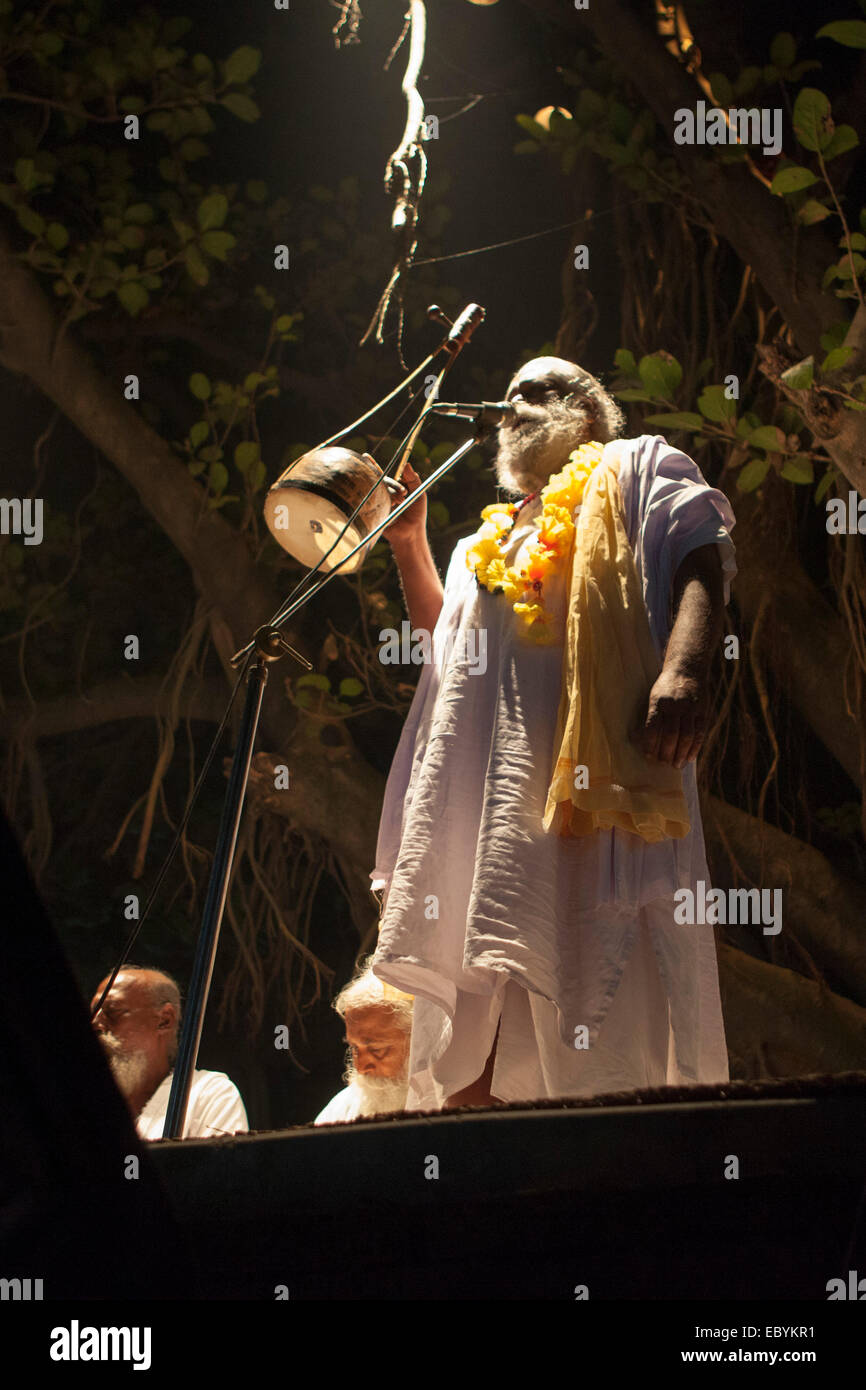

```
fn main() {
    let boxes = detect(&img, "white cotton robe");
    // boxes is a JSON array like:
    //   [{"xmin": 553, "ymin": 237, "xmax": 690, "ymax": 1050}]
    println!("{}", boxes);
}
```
[{"xmin": 370, "ymin": 435, "xmax": 737, "ymax": 1109}]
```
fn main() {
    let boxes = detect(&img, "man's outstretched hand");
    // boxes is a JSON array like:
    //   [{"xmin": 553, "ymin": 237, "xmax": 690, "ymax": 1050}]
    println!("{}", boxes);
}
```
[{"xmin": 634, "ymin": 668, "xmax": 709, "ymax": 771}]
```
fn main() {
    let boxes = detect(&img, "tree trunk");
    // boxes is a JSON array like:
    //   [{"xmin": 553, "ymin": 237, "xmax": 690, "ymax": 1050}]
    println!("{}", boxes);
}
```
[
  {"xmin": 719, "ymin": 942, "xmax": 866, "ymax": 1078},
  {"xmin": 730, "ymin": 490, "xmax": 863, "ymax": 790},
  {"xmin": 705, "ymin": 795, "xmax": 866, "ymax": 1008}
]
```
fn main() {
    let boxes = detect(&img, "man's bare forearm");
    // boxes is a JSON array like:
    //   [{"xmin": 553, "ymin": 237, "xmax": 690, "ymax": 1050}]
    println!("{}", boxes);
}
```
[
  {"xmin": 664, "ymin": 543, "xmax": 725, "ymax": 677},
  {"xmin": 638, "ymin": 543, "xmax": 726, "ymax": 766},
  {"xmin": 389, "ymin": 533, "xmax": 445, "ymax": 635}
]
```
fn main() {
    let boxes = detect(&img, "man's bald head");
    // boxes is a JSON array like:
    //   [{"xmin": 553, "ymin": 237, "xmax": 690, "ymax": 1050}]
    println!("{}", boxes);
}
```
[
  {"xmin": 494, "ymin": 356, "xmax": 624, "ymax": 495},
  {"xmin": 91, "ymin": 966, "xmax": 182, "ymax": 1108}
]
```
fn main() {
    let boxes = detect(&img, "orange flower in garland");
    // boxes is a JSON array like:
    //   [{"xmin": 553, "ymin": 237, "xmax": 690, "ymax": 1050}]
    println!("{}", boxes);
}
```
[{"xmin": 466, "ymin": 441, "xmax": 606, "ymax": 641}]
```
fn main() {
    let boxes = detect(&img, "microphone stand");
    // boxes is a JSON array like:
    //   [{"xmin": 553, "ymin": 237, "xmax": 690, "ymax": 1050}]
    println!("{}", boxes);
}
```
[{"xmin": 163, "ymin": 311, "xmax": 488, "ymax": 1139}]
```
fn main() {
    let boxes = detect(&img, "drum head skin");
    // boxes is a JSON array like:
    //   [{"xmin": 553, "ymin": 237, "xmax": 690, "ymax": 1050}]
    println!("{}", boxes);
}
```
[
  {"xmin": 264, "ymin": 446, "xmax": 391, "ymax": 573},
  {"xmin": 264, "ymin": 487, "xmax": 367, "ymax": 572}
]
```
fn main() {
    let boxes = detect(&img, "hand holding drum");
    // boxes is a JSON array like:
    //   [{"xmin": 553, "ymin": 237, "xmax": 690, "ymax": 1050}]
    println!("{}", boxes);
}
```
[{"xmin": 381, "ymin": 461, "xmax": 428, "ymax": 548}]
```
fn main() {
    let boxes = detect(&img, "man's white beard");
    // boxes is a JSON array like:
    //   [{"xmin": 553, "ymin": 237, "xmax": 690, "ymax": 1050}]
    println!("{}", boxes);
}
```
[
  {"xmin": 345, "ymin": 1061, "xmax": 409, "ymax": 1116},
  {"xmin": 494, "ymin": 398, "xmax": 595, "ymax": 496},
  {"xmin": 100, "ymin": 1034, "xmax": 150, "ymax": 1100}
]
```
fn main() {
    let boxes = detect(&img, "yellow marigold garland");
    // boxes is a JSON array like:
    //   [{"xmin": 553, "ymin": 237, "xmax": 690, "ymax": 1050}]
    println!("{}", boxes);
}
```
[{"xmin": 466, "ymin": 441, "xmax": 606, "ymax": 642}]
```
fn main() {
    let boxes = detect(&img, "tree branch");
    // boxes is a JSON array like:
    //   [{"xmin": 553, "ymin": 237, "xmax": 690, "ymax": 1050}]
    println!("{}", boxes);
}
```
[
  {"xmin": 0, "ymin": 222, "xmax": 282, "ymax": 661},
  {"xmin": 0, "ymin": 677, "xmax": 228, "ymax": 740}
]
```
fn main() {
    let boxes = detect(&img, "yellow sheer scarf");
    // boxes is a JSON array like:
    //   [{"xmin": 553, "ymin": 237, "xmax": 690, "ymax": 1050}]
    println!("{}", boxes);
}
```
[{"xmin": 542, "ymin": 454, "xmax": 690, "ymax": 843}]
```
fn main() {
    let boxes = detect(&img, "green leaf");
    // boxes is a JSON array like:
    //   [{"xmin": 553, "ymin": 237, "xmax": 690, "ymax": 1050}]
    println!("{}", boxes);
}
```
[
  {"xmin": 221, "ymin": 93, "xmax": 260, "ymax": 123},
  {"xmin": 836, "ymin": 252, "xmax": 866, "ymax": 281},
  {"xmin": 823, "ymin": 125, "xmax": 859, "ymax": 161},
  {"xmin": 796, "ymin": 199, "xmax": 832, "ymax": 225},
  {"xmin": 697, "ymin": 386, "xmax": 737, "ymax": 422},
  {"xmin": 223, "ymin": 45, "xmax": 261, "ymax": 84},
  {"xmin": 780, "ymin": 357, "xmax": 814, "ymax": 389},
  {"xmin": 615, "ymin": 388, "xmax": 652, "ymax": 402},
  {"xmin": 749, "ymin": 425, "xmax": 785, "ymax": 451},
  {"xmin": 814, "ymin": 469, "xmax": 836, "ymax": 503},
  {"xmin": 179, "ymin": 137, "xmax": 209, "ymax": 162},
  {"xmin": 638, "ymin": 352, "xmax": 682, "ymax": 399},
  {"xmin": 189, "ymin": 420, "xmax": 209, "ymax": 448},
  {"xmin": 770, "ymin": 32, "xmax": 796, "ymax": 69},
  {"xmin": 234, "ymin": 440, "xmax": 260, "ymax": 473},
  {"xmin": 792, "ymin": 88, "xmax": 833, "ymax": 152},
  {"xmin": 158, "ymin": 157, "xmax": 182, "ymax": 184},
  {"xmin": 821, "ymin": 345, "xmax": 854, "ymax": 373},
  {"xmin": 614, "ymin": 347, "xmax": 637, "ymax": 375},
  {"xmin": 770, "ymin": 165, "xmax": 818, "ymax": 195},
  {"xmin": 734, "ymin": 66, "xmax": 762, "ymax": 96},
  {"xmin": 200, "ymin": 229, "xmax": 235, "ymax": 260},
  {"xmin": 780, "ymin": 455, "xmax": 814, "ymax": 484},
  {"xmin": 297, "ymin": 673, "xmax": 331, "ymax": 691},
  {"xmin": 708, "ymin": 73, "xmax": 733, "ymax": 107},
  {"xmin": 275, "ymin": 313, "xmax": 295, "ymax": 333},
  {"xmin": 208, "ymin": 461, "xmax": 229, "ymax": 495},
  {"xmin": 250, "ymin": 460, "xmax": 266, "ymax": 491},
  {"xmin": 514, "ymin": 139, "xmax": 540, "ymax": 156},
  {"xmin": 737, "ymin": 457, "xmax": 770, "ymax": 492},
  {"xmin": 184, "ymin": 243, "xmax": 209, "ymax": 285},
  {"xmin": 125, "ymin": 202, "xmax": 154, "ymax": 224},
  {"xmin": 34, "ymin": 30, "xmax": 63, "ymax": 56},
  {"xmin": 14, "ymin": 158, "xmax": 37, "ymax": 191},
  {"xmin": 45, "ymin": 222, "xmax": 68, "ymax": 250},
  {"xmin": 116, "ymin": 281, "xmax": 148, "ymax": 316},
  {"xmin": 246, "ymin": 179, "xmax": 267, "ymax": 203},
  {"xmin": 515, "ymin": 113, "xmax": 549, "ymax": 140},
  {"xmin": 843, "ymin": 233, "xmax": 866, "ymax": 251},
  {"xmin": 197, "ymin": 193, "xmax": 228, "ymax": 230},
  {"xmin": 189, "ymin": 372, "xmax": 211, "ymax": 400},
  {"xmin": 339, "ymin": 677, "xmax": 363, "ymax": 698},
  {"xmin": 821, "ymin": 322, "xmax": 849, "ymax": 353},
  {"xmin": 816, "ymin": 20, "xmax": 866, "ymax": 48},
  {"xmin": 643, "ymin": 412, "xmax": 704, "ymax": 429}
]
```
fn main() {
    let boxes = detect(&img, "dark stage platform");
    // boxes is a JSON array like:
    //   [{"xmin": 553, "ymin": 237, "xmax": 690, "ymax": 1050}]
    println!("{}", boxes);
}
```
[{"xmin": 149, "ymin": 1073, "xmax": 866, "ymax": 1300}]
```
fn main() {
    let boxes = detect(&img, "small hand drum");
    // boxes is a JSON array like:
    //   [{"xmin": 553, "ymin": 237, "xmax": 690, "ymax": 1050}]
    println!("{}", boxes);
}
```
[{"xmin": 264, "ymin": 446, "xmax": 392, "ymax": 574}]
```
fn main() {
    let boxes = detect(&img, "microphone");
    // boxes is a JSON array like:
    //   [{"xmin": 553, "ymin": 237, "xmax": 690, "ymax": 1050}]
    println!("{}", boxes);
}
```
[
  {"xmin": 445, "ymin": 303, "xmax": 486, "ymax": 351},
  {"xmin": 430, "ymin": 401, "xmax": 516, "ymax": 427}
]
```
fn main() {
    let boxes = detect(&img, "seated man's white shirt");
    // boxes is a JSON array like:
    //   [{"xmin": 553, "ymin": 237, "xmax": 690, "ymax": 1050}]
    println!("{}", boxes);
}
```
[
  {"xmin": 313, "ymin": 1085, "xmax": 364, "ymax": 1125},
  {"xmin": 137, "ymin": 1068, "xmax": 248, "ymax": 1140},
  {"xmin": 369, "ymin": 435, "xmax": 736, "ymax": 1110}
]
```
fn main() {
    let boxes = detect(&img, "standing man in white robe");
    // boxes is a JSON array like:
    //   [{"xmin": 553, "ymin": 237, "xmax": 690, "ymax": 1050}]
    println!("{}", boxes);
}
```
[{"xmin": 371, "ymin": 357, "xmax": 736, "ymax": 1112}]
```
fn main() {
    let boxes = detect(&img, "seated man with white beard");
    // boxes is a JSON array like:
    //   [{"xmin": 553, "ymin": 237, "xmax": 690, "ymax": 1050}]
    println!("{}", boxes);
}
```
[
  {"xmin": 91, "ymin": 964, "xmax": 248, "ymax": 1139},
  {"xmin": 314, "ymin": 961, "xmax": 412, "ymax": 1124}
]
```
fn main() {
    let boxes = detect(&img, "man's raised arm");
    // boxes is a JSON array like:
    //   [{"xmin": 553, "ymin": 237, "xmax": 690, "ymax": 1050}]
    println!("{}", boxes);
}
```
[{"xmin": 383, "ymin": 461, "xmax": 445, "ymax": 636}]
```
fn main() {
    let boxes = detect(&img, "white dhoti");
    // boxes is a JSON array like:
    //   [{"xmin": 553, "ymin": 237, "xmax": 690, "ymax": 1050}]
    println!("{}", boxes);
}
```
[
  {"xmin": 404, "ymin": 902, "xmax": 728, "ymax": 1109},
  {"xmin": 371, "ymin": 436, "xmax": 737, "ymax": 1107}
]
